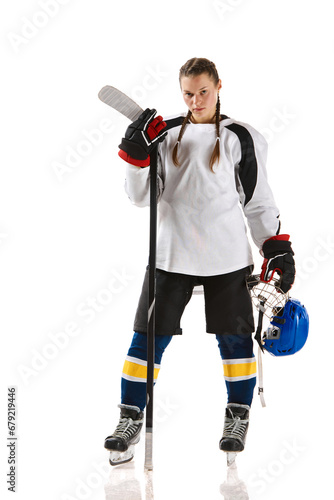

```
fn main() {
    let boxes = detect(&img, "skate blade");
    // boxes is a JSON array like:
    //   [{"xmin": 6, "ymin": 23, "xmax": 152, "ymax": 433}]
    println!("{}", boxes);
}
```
[
  {"xmin": 109, "ymin": 445, "xmax": 135, "ymax": 466},
  {"xmin": 226, "ymin": 452, "xmax": 237, "ymax": 467}
]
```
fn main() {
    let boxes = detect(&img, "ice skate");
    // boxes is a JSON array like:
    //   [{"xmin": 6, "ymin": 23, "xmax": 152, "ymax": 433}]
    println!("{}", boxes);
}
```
[
  {"xmin": 219, "ymin": 403, "xmax": 250, "ymax": 466},
  {"xmin": 104, "ymin": 404, "xmax": 144, "ymax": 466}
]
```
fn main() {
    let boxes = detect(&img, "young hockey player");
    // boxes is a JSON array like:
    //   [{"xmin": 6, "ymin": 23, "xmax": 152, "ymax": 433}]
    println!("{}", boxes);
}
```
[{"xmin": 104, "ymin": 57, "xmax": 295, "ymax": 465}]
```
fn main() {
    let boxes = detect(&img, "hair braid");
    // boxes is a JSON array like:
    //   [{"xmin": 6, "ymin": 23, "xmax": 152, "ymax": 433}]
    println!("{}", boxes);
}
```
[
  {"xmin": 172, "ymin": 110, "xmax": 192, "ymax": 167},
  {"xmin": 209, "ymin": 94, "xmax": 221, "ymax": 172}
]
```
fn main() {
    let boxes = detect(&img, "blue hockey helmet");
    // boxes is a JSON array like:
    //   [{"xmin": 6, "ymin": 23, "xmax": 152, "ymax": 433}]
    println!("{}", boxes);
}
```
[
  {"xmin": 263, "ymin": 298, "xmax": 309, "ymax": 356},
  {"xmin": 247, "ymin": 275, "xmax": 309, "ymax": 357}
]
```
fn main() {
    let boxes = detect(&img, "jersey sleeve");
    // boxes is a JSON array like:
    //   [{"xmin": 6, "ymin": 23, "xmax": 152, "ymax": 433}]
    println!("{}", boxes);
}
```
[
  {"xmin": 124, "ymin": 148, "xmax": 164, "ymax": 207},
  {"xmin": 123, "ymin": 114, "xmax": 184, "ymax": 208},
  {"xmin": 228, "ymin": 122, "xmax": 281, "ymax": 249}
]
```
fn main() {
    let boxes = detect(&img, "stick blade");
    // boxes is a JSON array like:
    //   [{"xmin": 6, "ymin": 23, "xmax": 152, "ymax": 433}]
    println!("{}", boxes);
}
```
[{"xmin": 98, "ymin": 85, "xmax": 143, "ymax": 122}]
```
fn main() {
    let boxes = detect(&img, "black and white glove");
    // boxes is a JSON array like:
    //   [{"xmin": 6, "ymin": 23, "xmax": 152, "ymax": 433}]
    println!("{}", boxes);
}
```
[
  {"xmin": 118, "ymin": 108, "xmax": 167, "ymax": 167},
  {"xmin": 260, "ymin": 234, "xmax": 295, "ymax": 293}
]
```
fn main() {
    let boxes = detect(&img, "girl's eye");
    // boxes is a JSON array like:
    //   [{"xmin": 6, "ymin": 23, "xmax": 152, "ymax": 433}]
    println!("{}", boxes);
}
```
[{"xmin": 184, "ymin": 90, "xmax": 207, "ymax": 97}]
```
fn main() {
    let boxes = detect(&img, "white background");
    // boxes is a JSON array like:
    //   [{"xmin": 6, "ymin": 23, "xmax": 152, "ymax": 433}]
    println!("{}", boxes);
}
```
[{"xmin": 1, "ymin": 0, "xmax": 333, "ymax": 499}]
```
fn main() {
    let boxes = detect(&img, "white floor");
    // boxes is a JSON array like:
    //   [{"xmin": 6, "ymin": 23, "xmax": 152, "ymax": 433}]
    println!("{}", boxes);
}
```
[
  {"xmin": 3, "ymin": 288, "xmax": 331, "ymax": 500},
  {"xmin": 103, "ymin": 384, "xmax": 329, "ymax": 500},
  {"xmin": 102, "ymin": 351, "xmax": 330, "ymax": 500}
]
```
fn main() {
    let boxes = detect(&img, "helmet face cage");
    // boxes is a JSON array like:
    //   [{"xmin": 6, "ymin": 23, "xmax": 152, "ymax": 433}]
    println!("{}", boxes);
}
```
[
  {"xmin": 247, "ymin": 275, "xmax": 289, "ymax": 319},
  {"xmin": 247, "ymin": 275, "xmax": 309, "ymax": 356}
]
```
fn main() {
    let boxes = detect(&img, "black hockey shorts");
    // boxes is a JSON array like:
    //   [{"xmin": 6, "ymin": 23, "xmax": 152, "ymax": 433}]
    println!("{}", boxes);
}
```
[{"xmin": 133, "ymin": 266, "xmax": 254, "ymax": 336}]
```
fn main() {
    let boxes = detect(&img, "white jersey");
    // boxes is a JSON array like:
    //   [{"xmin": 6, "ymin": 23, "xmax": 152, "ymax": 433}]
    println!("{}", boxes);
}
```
[{"xmin": 124, "ymin": 113, "xmax": 280, "ymax": 276}]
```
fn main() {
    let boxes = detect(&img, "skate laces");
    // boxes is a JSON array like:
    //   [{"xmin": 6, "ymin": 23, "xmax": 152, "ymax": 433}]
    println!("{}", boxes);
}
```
[
  {"xmin": 113, "ymin": 417, "xmax": 143, "ymax": 440},
  {"xmin": 223, "ymin": 410, "xmax": 248, "ymax": 441}
]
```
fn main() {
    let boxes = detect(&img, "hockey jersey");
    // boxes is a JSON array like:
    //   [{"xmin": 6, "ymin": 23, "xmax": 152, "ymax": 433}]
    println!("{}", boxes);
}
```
[{"xmin": 124, "ymin": 114, "xmax": 280, "ymax": 277}]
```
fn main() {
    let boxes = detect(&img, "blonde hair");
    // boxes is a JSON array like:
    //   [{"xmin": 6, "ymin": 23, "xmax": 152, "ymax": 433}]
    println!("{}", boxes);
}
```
[{"xmin": 172, "ymin": 58, "xmax": 221, "ymax": 172}]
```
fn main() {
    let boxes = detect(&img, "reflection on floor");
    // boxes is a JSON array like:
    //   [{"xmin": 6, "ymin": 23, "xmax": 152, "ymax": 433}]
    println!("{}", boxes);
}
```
[{"xmin": 104, "ymin": 457, "xmax": 249, "ymax": 500}]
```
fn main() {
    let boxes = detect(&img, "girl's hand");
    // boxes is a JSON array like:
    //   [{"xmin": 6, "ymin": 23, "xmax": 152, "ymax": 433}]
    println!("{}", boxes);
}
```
[
  {"xmin": 118, "ymin": 108, "xmax": 167, "ymax": 167},
  {"xmin": 260, "ymin": 235, "xmax": 295, "ymax": 293}
]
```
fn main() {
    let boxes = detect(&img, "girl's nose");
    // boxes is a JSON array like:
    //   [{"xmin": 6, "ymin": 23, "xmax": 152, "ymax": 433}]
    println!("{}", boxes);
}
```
[{"xmin": 193, "ymin": 95, "xmax": 201, "ymax": 106}]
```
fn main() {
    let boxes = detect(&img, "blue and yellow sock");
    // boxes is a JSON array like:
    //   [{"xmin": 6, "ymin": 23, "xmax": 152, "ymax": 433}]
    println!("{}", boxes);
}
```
[
  {"xmin": 216, "ymin": 333, "xmax": 257, "ymax": 407},
  {"xmin": 121, "ymin": 332, "xmax": 172, "ymax": 411}
]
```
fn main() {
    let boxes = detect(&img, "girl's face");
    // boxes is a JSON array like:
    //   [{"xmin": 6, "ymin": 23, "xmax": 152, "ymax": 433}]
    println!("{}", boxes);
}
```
[{"xmin": 180, "ymin": 73, "xmax": 222, "ymax": 124}]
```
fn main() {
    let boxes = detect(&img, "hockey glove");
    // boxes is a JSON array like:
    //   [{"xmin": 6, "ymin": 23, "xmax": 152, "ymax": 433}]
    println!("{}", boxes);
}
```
[
  {"xmin": 118, "ymin": 108, "xmax": 167, "ymax": 167},
  {"xmin": 260, "ymin": 234, "xmax": 295, "ymax": 293}
]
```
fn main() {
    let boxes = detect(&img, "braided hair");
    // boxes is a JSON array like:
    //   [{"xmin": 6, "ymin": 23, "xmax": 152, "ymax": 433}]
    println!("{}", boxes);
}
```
[{"xmin": 172, "ymin": 58, "xmax": 221, "ymax": 172}]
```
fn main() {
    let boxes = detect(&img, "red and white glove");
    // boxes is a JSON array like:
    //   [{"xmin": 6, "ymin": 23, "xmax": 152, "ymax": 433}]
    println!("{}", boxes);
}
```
[
  {"xmin": 260, "ymin": 234, "xmax": 295, "ymax": 293},
  {"xmin": 118, "ymin": 108, "xmax": 167, "ymax": 167}
]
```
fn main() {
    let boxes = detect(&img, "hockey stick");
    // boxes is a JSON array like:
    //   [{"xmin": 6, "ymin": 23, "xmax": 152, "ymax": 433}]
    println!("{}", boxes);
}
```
[
  {"xmin": 98, "ymin": 85, "xmax": 157, "ymax": 471},
  {"xmin": 144, "ymin": 145, "xmax": 157, "ymax": 472},
  {"xmin": 98, "ymin": 85, "xmax": 143, "ymax": 121}
]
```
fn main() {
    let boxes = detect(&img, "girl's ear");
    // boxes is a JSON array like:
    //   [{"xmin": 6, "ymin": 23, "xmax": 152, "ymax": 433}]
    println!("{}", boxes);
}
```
[{"xmin": 217, "ymin": 79, "xmax": 222, "ymax": 92}]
